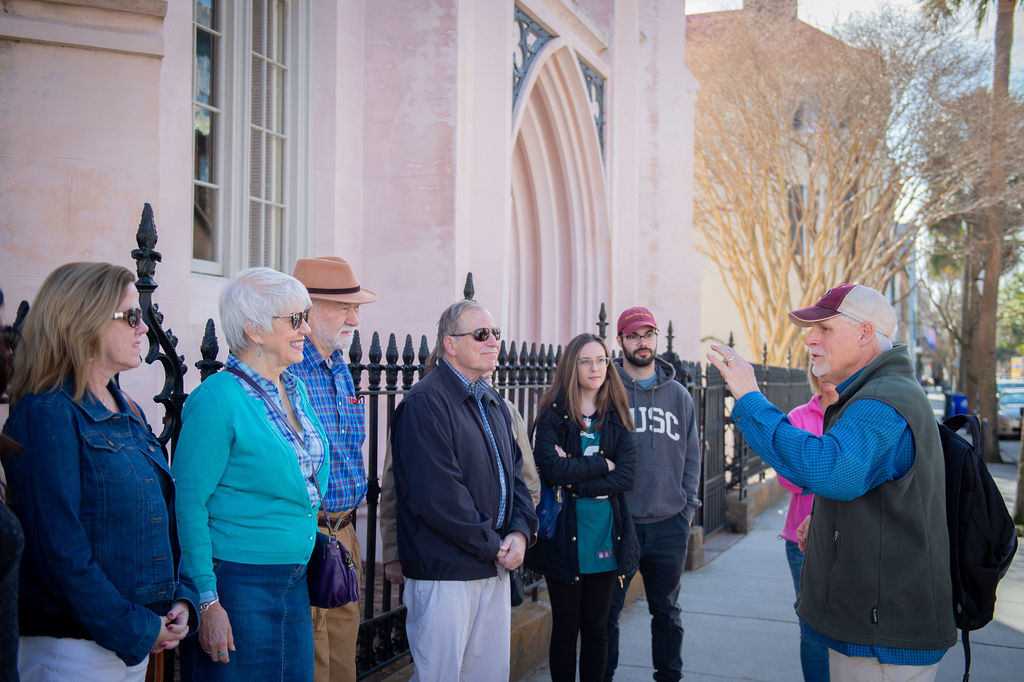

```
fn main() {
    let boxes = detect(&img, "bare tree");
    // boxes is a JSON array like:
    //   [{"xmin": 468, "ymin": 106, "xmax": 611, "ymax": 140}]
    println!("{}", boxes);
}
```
[
  {"xmin": 688, "ymin": 7, "xmax": 987, "ymax": 364},
  {"xmin": 918, "ymin": 88, "xmax": 1024, "ymax": 425},
  {"xmin": 918, "ymin": 272, "xmax": 967, "ymax": 390},
  {"xmin": 922, "ymin": 0, "xmax": 1021, "ymax": 459}
]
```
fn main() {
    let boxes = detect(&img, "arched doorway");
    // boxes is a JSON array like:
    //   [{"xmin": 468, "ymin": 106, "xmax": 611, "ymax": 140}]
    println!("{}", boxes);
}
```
[{"xmin": 510, "ymin": 42, "xmax": 610, "ymax": 343}]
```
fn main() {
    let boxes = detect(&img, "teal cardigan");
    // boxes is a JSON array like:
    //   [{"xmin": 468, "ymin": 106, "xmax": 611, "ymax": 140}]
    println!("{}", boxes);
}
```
[{"xmin": 172, "ymin": 371, "xmax": 330, "ymax": 595}]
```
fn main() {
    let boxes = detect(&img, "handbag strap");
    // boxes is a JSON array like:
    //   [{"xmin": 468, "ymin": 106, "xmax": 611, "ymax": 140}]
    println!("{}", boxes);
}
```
[{"xmin": 225, "ymin": 366, "xmax": 338, "ymax": 534}]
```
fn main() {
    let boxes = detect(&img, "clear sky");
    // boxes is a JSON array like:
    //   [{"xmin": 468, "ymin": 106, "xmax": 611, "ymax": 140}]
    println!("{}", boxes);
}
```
[{"xmin": 686, "ymin": 0, "xmax": 1024, "ymax": 93}]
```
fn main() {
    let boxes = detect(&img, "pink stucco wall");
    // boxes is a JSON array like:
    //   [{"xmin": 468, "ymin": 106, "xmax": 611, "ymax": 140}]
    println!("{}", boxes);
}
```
[{"xmin": 0, "ymin": 0, "xmax": 699, "ymax": 399}]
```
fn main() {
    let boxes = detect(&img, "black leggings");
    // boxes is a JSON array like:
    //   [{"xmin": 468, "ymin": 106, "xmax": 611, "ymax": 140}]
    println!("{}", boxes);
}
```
[{"xmin": 545, "ymin": 571, "xmax": 617, "ymax": 682}]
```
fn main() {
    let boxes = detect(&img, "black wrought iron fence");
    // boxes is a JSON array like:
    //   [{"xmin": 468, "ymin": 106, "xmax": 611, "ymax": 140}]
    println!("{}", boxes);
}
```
[{"xmin": 3, "ymin": 205, "xmax": 814, "ymax": 679}]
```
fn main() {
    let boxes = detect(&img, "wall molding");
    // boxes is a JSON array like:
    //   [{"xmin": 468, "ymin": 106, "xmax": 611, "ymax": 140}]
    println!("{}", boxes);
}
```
[{"xmin": 0, "ymin": 0, "xmax": 165, "ymax": 58}]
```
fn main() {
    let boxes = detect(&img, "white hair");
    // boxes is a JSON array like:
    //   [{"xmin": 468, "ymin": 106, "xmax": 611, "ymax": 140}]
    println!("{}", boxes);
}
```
[
  {"xmin": 220, "ymin": 267, "xmax": 312, "ymax": 354},
  {"xmin": 837, "ymin": 313, "xmax": 894, "ymax": 353}
]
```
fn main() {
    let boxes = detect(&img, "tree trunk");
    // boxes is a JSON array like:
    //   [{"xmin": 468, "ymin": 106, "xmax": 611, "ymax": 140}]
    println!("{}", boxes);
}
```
[
  {"xmin": 979, "ymin": 0, "xmax": 1015, "ymax": 462},
  {"xmin": 1016, "ymin": 428, "xmax": 1024, "ymax": 524},
  {"xmin": 961, "ymin": 237, "xmax": 979, "ymax": 401}
]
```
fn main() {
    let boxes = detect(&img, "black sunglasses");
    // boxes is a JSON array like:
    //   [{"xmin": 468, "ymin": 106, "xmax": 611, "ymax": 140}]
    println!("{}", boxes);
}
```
[
  {"xmin": 112, "ymin": 307, "xmax": 143, "ymax": 329},
  {"xmin": 274, "ymin": 307, "xmax": 311, "ymax": 330},
  {"xmin": 451, "ymin": 327, "xmax": 501, "ymax": 342}
]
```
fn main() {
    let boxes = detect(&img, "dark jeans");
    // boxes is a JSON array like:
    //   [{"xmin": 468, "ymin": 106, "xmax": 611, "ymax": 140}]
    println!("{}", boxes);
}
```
[
  {"xmin": 546, "ymin": 571, "xmax": 618, "ymax": 682},
  {"xmin": 0, "ymin": 502, "xmax": 23, "ymax": 682},
  {"xmin": 180, "ymin": 559, "xmax": 314, "ymax": 682},
  {"xmin": 785, "ymin": 540, "xmax": 830, "ymax": 682},
  {"xmin": 605, "ymin": 512, "xmax": 689, "ymax": 682}
]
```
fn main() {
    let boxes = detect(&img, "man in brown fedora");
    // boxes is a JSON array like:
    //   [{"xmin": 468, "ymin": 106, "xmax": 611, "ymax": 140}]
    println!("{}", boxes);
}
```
[{"xmin": 292, "ymin": 256, "xmax": 377, "ymax": 682}]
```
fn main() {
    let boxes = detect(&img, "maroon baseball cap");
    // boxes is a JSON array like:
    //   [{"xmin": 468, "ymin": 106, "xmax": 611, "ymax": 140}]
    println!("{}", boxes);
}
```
[
  {"xmin": 789, "ymin": 284, "xmax": 897, "ymax": 336},
  {"xmin": 617, "ymin": 307, "xmax": 659, "ymax": 336}
]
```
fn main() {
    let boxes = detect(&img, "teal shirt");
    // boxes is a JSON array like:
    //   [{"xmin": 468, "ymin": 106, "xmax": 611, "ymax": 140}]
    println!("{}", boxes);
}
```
[
  {"xmin": 576, "ymin": 419, "xmax": 617, "ymax": 574},
  {"xmin": 172, "ymin": 371, "xmax": 330, "ymax": 595}
]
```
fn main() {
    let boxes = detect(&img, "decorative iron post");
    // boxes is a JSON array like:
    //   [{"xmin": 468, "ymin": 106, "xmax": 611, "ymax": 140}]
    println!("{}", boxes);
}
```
[{"xmin": 130, "ymin": 203, "xmax": 188, "ymax": 456}]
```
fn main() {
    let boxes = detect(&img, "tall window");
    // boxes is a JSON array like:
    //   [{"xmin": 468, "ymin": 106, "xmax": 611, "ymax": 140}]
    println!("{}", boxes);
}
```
[
  {"xmin": 248, "ymin": 0, "xmax": 287, "ymax": 267},
  {"xmin": 193, "ymin": 0, "xmax": 220, "ymax": 264},
  {"xmin": 192, "ymin": 0, "xmax": 312, "ymax": 275}
]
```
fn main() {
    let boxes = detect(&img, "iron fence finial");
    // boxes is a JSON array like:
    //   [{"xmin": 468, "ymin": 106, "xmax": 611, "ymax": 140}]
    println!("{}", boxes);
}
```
[
  {"xmin": 197, "ymin": 318, "xmax": 223, "ymax": 381},
  {"xmin": 132, "ymin": 203, "xmax": 161, "ymax": 288}
]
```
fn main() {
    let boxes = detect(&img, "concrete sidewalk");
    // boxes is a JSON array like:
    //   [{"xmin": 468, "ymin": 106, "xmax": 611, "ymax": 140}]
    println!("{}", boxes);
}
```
[{"xmin": 521, "ymin": 462, "xmax": 1024, "ymax": 681}]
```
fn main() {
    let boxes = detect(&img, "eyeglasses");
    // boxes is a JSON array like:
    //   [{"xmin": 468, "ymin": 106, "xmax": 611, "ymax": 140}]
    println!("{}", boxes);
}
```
[
  {"xmin": 112, "ymin": 308, "xmax": 143, "ymax": 329},
  {"xmin": 622, "ymin": 330, "xmax": 658, "ymax": 344},
  {"xmin": 451, "ymin": 327, "xmax": 501, "ymax": 342},
  {"xmin": 274, "ymin": 307, "xmax": 311, "ymax": 330},
  {"xmin": 578, "ymin": 357, "xmax": 610, "ymax": 368}
]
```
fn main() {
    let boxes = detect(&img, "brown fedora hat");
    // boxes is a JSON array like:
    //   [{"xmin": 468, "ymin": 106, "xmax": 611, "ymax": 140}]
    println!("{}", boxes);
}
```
[{"xmin": 292, "ymin": 257, "xmax": 378, "ymax": 304}]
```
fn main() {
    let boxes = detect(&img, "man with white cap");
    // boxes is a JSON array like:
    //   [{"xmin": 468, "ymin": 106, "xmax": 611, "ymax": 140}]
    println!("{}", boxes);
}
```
[
  {"xmin": 292, "ymin": 257, "xmax": 377, "ymax": 682},
  {"xmin": 708, "ymin": 284, "xmax": 954, "ymax": 681}
]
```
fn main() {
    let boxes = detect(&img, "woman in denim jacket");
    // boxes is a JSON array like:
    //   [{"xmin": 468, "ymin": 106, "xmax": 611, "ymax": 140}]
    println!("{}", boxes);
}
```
[{"xmin": 3, "ymin": 262, "xmax": 198, "ymax": 681}]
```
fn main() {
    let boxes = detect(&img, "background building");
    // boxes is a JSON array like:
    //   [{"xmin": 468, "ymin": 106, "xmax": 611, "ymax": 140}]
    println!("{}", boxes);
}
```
[{"xmin": 0, "ymin": 0, "xmax": 701, "ymax": 406}]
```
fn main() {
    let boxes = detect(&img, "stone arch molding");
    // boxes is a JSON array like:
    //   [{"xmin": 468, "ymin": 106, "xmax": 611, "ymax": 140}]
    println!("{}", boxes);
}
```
[{"xmin": 510, "ymin": 39, "xmax": 610, "ymax": 344}]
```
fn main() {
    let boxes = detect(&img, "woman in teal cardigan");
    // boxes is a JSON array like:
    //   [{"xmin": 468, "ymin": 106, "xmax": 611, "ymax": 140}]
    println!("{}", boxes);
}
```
[{"xmin": 173, "ymin": 267, "xmax": 330, "ymax": 682}]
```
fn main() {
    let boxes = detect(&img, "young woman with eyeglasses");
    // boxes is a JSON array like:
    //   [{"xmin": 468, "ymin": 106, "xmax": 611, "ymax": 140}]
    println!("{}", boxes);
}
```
[
  {"xmin": 3, "ymin": 262, "xmax": 199, "ymax": 681},
  {"xmin": 524, "ymin": 333, "xmax": 639, "ymax": 682},
  {"xmin": 172, "ymin": 267, "xmax": 329, "ymax": 682}
]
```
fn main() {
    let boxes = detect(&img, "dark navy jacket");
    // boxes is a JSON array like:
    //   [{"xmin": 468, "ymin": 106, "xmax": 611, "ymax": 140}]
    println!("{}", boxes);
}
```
[
  {"xmin": 4, "ymin": 381, "xmax": 198, "ymax": 665},
  {"xmin": 392, "ymin": 364, "xmax": 537, "ymax": 580},
  {"xmin": 524, "ymin": 398, "xmax": 640, "ymax": 583}
]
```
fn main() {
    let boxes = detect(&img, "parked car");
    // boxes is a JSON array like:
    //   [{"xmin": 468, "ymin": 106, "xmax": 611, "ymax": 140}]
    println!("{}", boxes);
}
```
[
  {"xmin": 997, "ymin": 388, "xmax": 1024, "ymax": 438},
  {"xmin": 998, "ymin": 379, "xmax": 1024, "ymax": 397},
  {"xmin": 926, "ymin": 391, "xmax": 946, "ymax": 422}
]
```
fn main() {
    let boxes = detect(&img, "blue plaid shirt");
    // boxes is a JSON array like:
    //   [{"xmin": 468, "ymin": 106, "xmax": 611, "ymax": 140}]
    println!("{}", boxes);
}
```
[
  {"xmin": 291, "ymin": 342, "xmax": 367, "ymax": 513},
  {"xmin": 733, "ymin": 370, "xmax": 945, "ymax": 666},
  {"xmin": 442, "ymin": 359, "xmax": 507, "ymax": 528}
]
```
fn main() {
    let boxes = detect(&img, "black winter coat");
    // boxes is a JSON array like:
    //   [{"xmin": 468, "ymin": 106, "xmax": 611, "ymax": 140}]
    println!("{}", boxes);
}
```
[{"xmin": 524, "ymin": 398, "xmax": 639, "ymax": 583}]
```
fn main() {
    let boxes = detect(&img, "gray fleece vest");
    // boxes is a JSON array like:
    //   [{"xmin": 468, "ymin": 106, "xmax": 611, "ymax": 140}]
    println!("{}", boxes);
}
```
[{"xmin": 795, "ymin": 345, "xmax": 956, "ymax": 650}]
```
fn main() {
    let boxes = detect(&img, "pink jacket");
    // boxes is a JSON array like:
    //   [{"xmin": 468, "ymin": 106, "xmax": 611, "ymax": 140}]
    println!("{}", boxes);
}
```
[{"xmin": 777, "ymin": 395, "xmax": 824, "ymax": 542}]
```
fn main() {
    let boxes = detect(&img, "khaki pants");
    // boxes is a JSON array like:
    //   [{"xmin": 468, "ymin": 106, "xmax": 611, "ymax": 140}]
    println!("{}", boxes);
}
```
[{"xmin": 312, "ymin": 518, "xmax": 362, "ymax": 682}]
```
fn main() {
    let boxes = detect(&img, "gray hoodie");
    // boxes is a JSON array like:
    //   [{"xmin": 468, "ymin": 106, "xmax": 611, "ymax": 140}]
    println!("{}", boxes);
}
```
[{"xmin": 615, "ymin": 357, "xmax": 703, "ymax": 524}]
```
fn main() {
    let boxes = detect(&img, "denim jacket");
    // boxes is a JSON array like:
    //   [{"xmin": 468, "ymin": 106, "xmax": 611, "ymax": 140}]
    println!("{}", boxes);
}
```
[{"xmin": 3, "ymin": 381, "xmax": 198, "ymax": 666}]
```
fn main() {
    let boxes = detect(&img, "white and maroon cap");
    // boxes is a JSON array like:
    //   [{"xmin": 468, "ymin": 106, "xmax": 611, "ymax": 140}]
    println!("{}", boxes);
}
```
[{"xmin": 788, "ymin": 284, "xmax": 897, "ymax": 337}]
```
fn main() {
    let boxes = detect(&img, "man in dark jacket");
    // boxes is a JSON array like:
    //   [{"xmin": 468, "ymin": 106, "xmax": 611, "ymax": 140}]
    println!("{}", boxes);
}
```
[
  {"xmin": 605, "ymin": 307, "xmax": 702, "ymax": 682},
  {"xmin": 392, "ymin": 299, "xmax": 537, "ymax": 681},
  {"xmin": 708, "ymin": 284, "xmax": 954, "ymax": 680}
]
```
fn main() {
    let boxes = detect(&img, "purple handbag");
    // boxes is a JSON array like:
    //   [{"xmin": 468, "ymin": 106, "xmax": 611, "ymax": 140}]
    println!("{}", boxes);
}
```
[
  {"xmin": 308, "ymin": 475, "xmax": 360, "ymax": 608},
  {"xmin": 307, "ymin": 523, "xmax": 360, "ymax": 608}
]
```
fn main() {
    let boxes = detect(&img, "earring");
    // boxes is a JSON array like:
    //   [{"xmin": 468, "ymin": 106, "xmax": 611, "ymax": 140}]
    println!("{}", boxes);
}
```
[{"xmin": 257, "ymin": 342, "xmax": 262, "ymax": 358}]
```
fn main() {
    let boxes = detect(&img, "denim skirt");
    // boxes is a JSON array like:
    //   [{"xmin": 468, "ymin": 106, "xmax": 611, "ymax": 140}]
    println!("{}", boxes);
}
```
[{"xmin": 180, "ymin": 559, "xmax": 313, "ymax": 682}]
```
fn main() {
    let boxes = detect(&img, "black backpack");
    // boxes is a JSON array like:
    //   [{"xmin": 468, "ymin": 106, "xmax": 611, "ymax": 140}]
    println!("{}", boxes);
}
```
[{"xmin": 939, "ymin": 414, "xmax": 1018, "ymax": 681}]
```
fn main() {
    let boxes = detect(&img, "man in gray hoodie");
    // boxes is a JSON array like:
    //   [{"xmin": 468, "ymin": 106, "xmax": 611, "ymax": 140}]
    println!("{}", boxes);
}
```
[{"xmin": 604, "ymin": 306, "xmax": 702, "ymax": 682}]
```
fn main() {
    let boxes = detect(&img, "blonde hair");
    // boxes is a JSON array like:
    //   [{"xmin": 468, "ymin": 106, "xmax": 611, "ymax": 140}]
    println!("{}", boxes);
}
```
[{"xmin": 10, "ymin": 262, "xmax": 135, "ymax": 405}]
